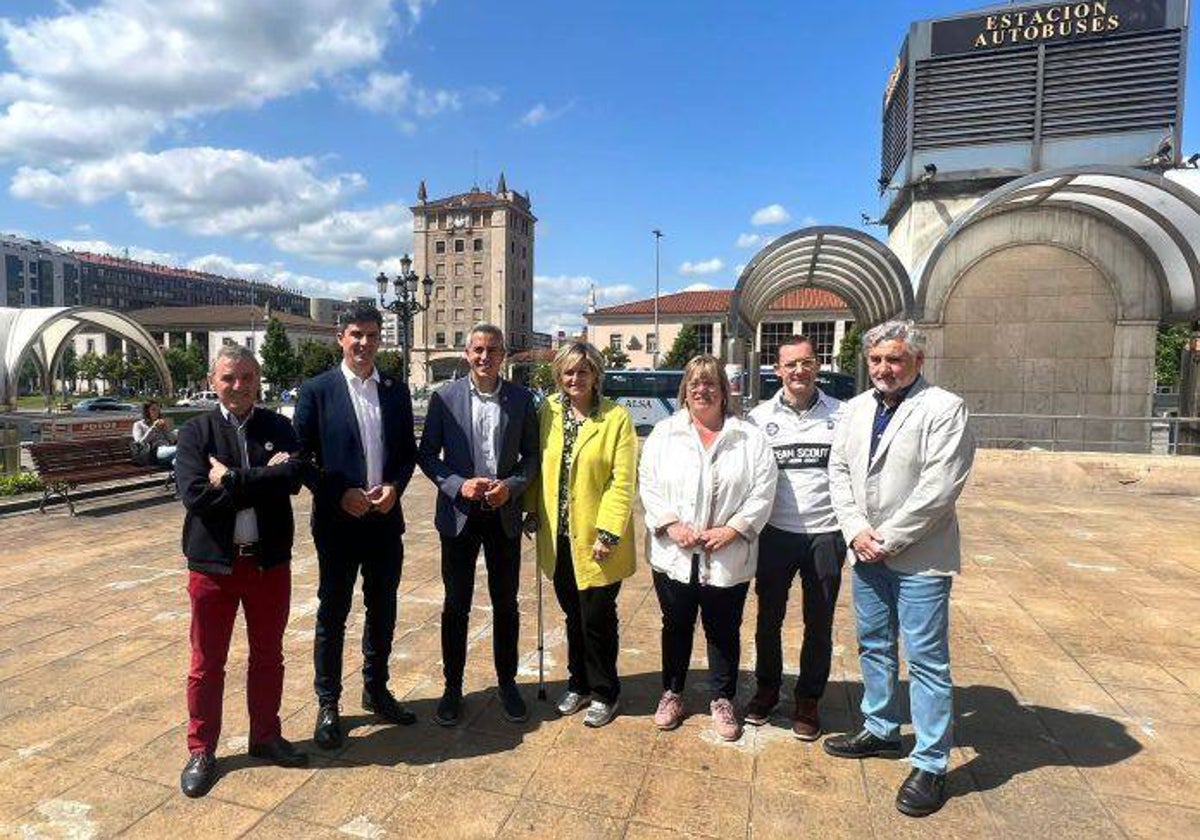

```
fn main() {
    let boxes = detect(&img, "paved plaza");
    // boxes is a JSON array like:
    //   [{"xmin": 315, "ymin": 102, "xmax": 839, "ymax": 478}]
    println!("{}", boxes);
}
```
[{"xmin": 1, "ymin": 455, "xmax": 1199, "ymax": 838}]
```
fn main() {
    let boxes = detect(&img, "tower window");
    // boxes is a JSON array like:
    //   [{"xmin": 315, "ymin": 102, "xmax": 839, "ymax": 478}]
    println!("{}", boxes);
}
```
[
  {"xmin": 473, "ymin": 238, "xmax": 483, "ymax": 252},
  {"xmin": 435, "ymin": 241, "xmax": 446, "ymax": 254},
  {"xmin": 454, "ymin": 239, "xmax": 465, "ymax": 253}
]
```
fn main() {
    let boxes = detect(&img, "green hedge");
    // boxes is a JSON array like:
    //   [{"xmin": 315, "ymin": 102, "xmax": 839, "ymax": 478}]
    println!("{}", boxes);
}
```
[{"xmin": 0, "ymin": 472, "xmax": 43, "ymax": 496}]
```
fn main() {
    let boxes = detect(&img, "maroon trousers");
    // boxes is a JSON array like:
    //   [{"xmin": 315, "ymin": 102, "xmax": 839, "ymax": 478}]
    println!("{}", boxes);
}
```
[{"xmin": 186, "ymin": 559, "xmax": 291, "ymax": 754}]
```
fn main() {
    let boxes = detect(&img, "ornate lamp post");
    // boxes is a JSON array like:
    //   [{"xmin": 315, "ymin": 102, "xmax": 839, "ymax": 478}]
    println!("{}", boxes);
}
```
[{"xmin": 376, "ymin": 253, "xmax": 434, "ymax": 385}]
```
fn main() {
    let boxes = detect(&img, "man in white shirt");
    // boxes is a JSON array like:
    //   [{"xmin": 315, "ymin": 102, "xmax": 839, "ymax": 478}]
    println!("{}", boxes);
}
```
[
  {"xmin": 746, "ymin": 336, "xmax": 847, "ymax": 740},
  {"xmin": 418, "ymin": 324, "xmax": 540, "ymax": 727},
  {"xmin": 294, "ymin": 304, "xmax": 419, "ymax": 749}
]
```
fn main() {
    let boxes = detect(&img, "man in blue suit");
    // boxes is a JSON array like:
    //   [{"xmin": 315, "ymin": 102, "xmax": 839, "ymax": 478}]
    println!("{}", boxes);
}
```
[
  {"xmin": 294, "ymin": 304, "xmax": 418, "ymax": 749},
  {"xmin": 418, "ymin": 324, "xmax": 539, "ymax": 726}
]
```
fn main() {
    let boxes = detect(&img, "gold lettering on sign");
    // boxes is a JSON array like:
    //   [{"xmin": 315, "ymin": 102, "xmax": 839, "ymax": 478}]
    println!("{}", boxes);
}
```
[{"xmin": 969, "ymin": 1, "xmax": 1121, "ymax": 49}]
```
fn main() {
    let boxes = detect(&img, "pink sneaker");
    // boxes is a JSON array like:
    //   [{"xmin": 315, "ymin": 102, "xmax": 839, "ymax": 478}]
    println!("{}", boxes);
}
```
[
  {"xmin": 710, "ymin": 698, "xmax": 742, "ymax": 742},
  {"xmin": 654, "ymin": 690, "xmax": 685, "ymax": 731}
]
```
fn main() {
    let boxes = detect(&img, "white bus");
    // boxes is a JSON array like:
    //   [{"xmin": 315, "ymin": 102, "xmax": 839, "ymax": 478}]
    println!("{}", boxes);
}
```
[{"xmin": 605, "ymin": 368, "xmax": 857, "ymax": 435}]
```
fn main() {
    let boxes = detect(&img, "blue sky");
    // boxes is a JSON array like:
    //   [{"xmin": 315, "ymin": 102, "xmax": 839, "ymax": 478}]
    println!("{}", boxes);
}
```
[{"xmin": 1, "ymin": 0, "xmax": 1197, "ymax": 334}]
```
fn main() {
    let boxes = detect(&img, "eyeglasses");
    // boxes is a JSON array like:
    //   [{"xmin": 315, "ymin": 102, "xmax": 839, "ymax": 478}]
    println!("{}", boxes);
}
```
[{"xmin": 779, "ymin": 359, "xmax": 819, "ymax": 372}]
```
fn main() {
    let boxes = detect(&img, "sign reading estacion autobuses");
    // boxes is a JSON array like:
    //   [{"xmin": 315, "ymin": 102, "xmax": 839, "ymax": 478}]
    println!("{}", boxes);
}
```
[{"xmin": 931, "ymin": 0, "xmax": 1167, "ymax": 55}]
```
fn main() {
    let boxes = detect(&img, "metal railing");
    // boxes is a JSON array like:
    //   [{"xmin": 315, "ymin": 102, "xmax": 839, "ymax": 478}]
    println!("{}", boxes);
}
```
[{"xmin": 969, "ymin": 413, "xmax": 1200, "ymax": 456}]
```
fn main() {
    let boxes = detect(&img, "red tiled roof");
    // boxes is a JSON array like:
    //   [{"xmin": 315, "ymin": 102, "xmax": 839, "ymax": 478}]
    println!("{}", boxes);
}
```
[
  {"xmin": 592, "ymin": 287, "xmax": 847, "ymax": 317},
  {"xmin": 74, "ymin": 252, "xmax": 292, "ymax": 293}
]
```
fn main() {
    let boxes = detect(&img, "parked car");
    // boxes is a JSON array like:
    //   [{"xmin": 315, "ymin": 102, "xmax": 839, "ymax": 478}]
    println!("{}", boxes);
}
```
[
  {"xmin": 74, "ymin": 397, "xmax": 137, "ymax": 413},
  {"xmin": 175, "ymin": 391, "xmax": 219, "ymax": 408}
]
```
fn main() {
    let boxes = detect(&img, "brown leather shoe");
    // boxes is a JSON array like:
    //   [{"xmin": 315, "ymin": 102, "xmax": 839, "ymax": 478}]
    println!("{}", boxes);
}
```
[
  {"xmin": 792, "ymin": 697, "xmax": 821, "ymax": 741},
  {"xmin": 743, "ymin": 686, "xmax": 779, "ymax": 727}
]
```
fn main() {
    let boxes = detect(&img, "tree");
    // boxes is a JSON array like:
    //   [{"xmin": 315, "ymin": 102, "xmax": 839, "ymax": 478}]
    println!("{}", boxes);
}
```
[
  {"xmin": 99, "ymin": 352, "xmax": 126, "ymax": 393},
  {"xmin": 126, "ymin": 354, "xmax": 156, "ymax": 394},
  {"xmin": 600, "ymin": 346, "xmax": 630, "ymax": 370},
  {"xmin": 662, "ymin": 324, "xmax": 702, "ymax": 369},
  {"xmin": 58, "ymin": 346, "xmax": 78, "ymax": 394},
  {"xmin": 375, "ymin": 349, "xmax": 405, "ymax": 378},
  {"xmin": 1155, "ymin": 323, "xmax": 1194, "ymax": 389},
  {"xmin": 164, "ymin": 345, "xmax": 207, "ymax": 394},
  {"xmin": 260, "ymin": 317, "xmax": 299, "ymax": 392},
  {"xmin": 77, "ymin": 351, "xmax": 101, "ymax": 393},
  {"xmin": 528, "ymin": 361, "xmax": 556, "ymax": 393},
  {"xmin": 835, "ymin": 323, "xmax": 863, "ymax": 375},
  {"xmin": 297, "ymin": 339, "xmax": 340, "ymax": 380}
]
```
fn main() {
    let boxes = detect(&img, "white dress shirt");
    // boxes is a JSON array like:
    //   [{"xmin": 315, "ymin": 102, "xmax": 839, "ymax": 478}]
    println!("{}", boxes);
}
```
[
  {"xmin": 220, "ymin": 404, "xmax": 259, "ymax": 545},
  {"xmin": 469, "ymin": 378, "xmax": 501, "ymax": 479},
  {"xmin": 341, "ymin": 361, "xmax": 384, "ymax": 489}
]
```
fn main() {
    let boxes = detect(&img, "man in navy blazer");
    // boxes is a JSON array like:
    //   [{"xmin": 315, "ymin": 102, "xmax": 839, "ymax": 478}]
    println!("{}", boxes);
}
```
[
  {"xmin": 294, "ymin": 303, "xmax": 418, "ymax": 749},
  {"xmin": 418, "ymin": 323, "xmax": 539, "ymax": 726}
]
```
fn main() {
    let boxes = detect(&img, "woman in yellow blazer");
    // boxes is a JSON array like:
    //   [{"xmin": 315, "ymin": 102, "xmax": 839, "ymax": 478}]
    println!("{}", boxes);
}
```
[{"xmin": 523, "ymin": 341, "xmax": 637, "ymax": 727}]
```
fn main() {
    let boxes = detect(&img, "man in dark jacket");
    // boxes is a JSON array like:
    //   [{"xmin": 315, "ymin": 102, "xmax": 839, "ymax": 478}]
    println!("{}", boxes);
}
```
[
  {"xmin": 294, "ymin": 304, "xmax": 419, "ymax": 749},
  {"xmin": 175, "ymin": 345, "xmax": 307, "ymax": 799}
]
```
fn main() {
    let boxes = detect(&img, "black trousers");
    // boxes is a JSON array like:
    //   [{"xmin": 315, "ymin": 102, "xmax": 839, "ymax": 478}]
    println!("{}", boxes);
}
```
[
  {"xmin": 552, "ymin": 535, "xmax": 622, "ymax": 703},
  {"xmin": 440, "ymin": 511, "xmax": 521, "ymax": 690},
  {"xmin": 754, "ymin": 525, "xmax": 845, "ymax": 699},
  {"xmin": 313, "ymin": 516, "xmax": 403, "ymax": 705},
  {"xmin": 653, "ymin": 556, "xmax": 750, "ymax": 701}
]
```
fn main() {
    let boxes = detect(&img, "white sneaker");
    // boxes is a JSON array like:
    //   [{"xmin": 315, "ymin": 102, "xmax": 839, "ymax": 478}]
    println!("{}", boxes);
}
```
[
  {"xmin": 555, "ymin": 689, "xmax": 590, "ymax": 716},
  {"xmin": 583, "ymin": 698, "xmax": 619, "ymax": 728}
]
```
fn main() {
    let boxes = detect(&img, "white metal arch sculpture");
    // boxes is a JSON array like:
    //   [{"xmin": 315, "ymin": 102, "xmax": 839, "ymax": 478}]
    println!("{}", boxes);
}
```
[
  {"xmin": 0, "ymin": 307, "xmax": 173, "ymax": 408},
  {"xmin": 914, "ymin": 165, "xmax": 1200, "ymax": 321},
  {"xmin": 730, "ymin": 226, "xmax": 913, "ymax": 343}
]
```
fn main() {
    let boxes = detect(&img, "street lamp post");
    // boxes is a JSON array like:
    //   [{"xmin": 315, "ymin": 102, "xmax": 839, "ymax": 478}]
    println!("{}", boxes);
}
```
[
  {"xmin": 652, "ymin": 229, "xmax": 663, "ymax": 370},
  {"xmin": 377, "ymin": 253, "xmax": 434, "ymax": 385}
]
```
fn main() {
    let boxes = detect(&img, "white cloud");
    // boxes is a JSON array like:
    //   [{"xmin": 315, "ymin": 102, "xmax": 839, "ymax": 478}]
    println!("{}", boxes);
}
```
[
  {"xmin": 187, "ymin": 253, "xmax": 372, "ymax": 300},
  {"xmin": 679, "ymin": 257, "xmax": 724, "ymax": 276},
  {"xmin": 533, "ymin": 274, "xmax": 636, "ymax": 335},
  {"xmin": 751, "ymin": 203, "xmax": 791, "ymax": 226},
  {"xmin": 0, "ymin": 1, "xmax": 395, "ymax": 113},
  {"xmin": 56, "ymin": 238, "xmax": 179, "ymax": 265},
  {"xmin": 273, "ymin": 202, "xmax": 413, "ymax": 264},
  {"xmin": 349, "ymin": 71, "xmax": 463, "ymax": 118},
  {"xmin": 676, "ymin": 282, "xmax": 717, "ymax": 292},
  {"xmin": 12, "ymin": 147, "xmax": 364, "ymax": 237},
  {"xmin": 518, "ymin": 100, "xmax": 574, "ymax": 128},
  {"xmin": 0, "ymin": 101, "xmax": 159, "ymax": 163}
]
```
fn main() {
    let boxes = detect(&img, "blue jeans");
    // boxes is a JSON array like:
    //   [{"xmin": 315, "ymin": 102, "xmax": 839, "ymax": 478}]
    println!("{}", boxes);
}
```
[{"xmin": 852, "ymin": 560, "xmax": 953, "ymax": 774}]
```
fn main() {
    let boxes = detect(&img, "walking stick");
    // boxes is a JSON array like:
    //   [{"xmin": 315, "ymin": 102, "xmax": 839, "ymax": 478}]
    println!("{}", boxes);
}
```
[{"xmin": 536, "ymin": 560, "xmax": 547, "ymax": 700}]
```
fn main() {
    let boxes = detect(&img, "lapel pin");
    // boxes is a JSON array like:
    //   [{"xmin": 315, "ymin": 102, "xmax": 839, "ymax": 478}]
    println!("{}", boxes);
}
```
[
  {"xmin": 383, "ymin": 378, "xmax": 393, "ymax": 388},
  {"xmin": 265, "ymin": 441, "xmax": 275, "ymax": 452}
]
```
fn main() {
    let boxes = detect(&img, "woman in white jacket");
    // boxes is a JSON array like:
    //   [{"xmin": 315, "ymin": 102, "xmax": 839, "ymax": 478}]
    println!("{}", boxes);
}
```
[{"xmin": 638, "ymin": 355, "xmax": 778, "ymax": 741}]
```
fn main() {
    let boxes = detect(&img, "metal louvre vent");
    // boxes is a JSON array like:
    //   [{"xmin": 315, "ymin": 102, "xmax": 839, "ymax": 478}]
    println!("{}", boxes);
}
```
[
  {"xmin": 1042, "ymin": 31, "xmax": 1180, "ymax": 138},
  {"xmin": 881, "ymin": 65, "xmax": 908, "ymax": 181},
  {"xmin": 913, "ymin": 47, "xmax": 1038, "ymax": 150}
]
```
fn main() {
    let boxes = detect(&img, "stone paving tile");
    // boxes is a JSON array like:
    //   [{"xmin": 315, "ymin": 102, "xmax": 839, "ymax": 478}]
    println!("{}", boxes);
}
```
[
  {"xmin": 500, "ymin": 798, "xmax": 624, "ymax": 839},
  {"xmin": 1099, "ymin": 794, "xmax": 1200, "ymax": 839},
  {"xmin": 631, "ymin": 765, "xmax": 752, "ymax": 838},
  {"xmin": 0, "ymin": 474, "xmax": 1198, "ymax": 837},
  {"xmin": 9, "ymin": 770, "xmax": 175, "ymax": 838}
]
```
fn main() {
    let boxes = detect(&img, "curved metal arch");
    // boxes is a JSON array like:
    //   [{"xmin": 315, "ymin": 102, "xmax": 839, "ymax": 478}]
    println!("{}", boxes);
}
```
[
  {"xmin": 731, "ymin": 226, "xmax": 912, "ymax": 340},
  {"xmin": 0, "ymin": 307, "xmax": 173, "ymax": 407},
  {"xmin": 914, "ymin": 165, "xmax": 1200, "ymax": 321}
]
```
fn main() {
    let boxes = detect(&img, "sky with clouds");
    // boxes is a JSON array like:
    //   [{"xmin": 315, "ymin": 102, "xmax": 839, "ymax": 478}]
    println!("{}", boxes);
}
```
[{"xmin": 1, "ymin": 0, "xmax": 1198, "ymax": 336}]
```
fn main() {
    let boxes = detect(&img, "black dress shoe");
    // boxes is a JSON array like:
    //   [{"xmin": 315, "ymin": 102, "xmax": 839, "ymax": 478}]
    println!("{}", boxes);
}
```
[
  {"xmin": 434, "ymin": 688, "xmax": 462, "ymax": 727},
  {"xmin": 895, "ymin": 767, "xmax": 947, "ymax": 817},
  {"xmin": 180, "ymin": 750, "xmax": 218, "ymax": 798},
  {"xmin": 314, "ymin": 704, "xmax": 343, "ymax": 750},
  {"xmin": 362, "ymin": 688, "xmax": 417, "ymax": 725},
  {"xmin": 498, "ymin": 682, "xmax": 528, "ymax": 723},
  {"xmin": 248, "ymin": 736, "xmax": 309, "ymax": 768},
  {"xmin": 822, "ymin": 728, "xmax": 903, "ymax": 760}
]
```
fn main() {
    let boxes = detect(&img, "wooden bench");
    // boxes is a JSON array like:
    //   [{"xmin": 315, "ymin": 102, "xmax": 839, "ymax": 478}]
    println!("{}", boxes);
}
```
[{"xmin": 27, "ymin": 435, "xmax": 173, "ymax": 515}]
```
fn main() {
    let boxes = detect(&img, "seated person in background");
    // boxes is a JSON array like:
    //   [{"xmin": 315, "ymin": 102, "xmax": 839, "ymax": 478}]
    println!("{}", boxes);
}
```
[{"xmin": 133, "ymin": 400, "xmax": 178, "ymax": 467}]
